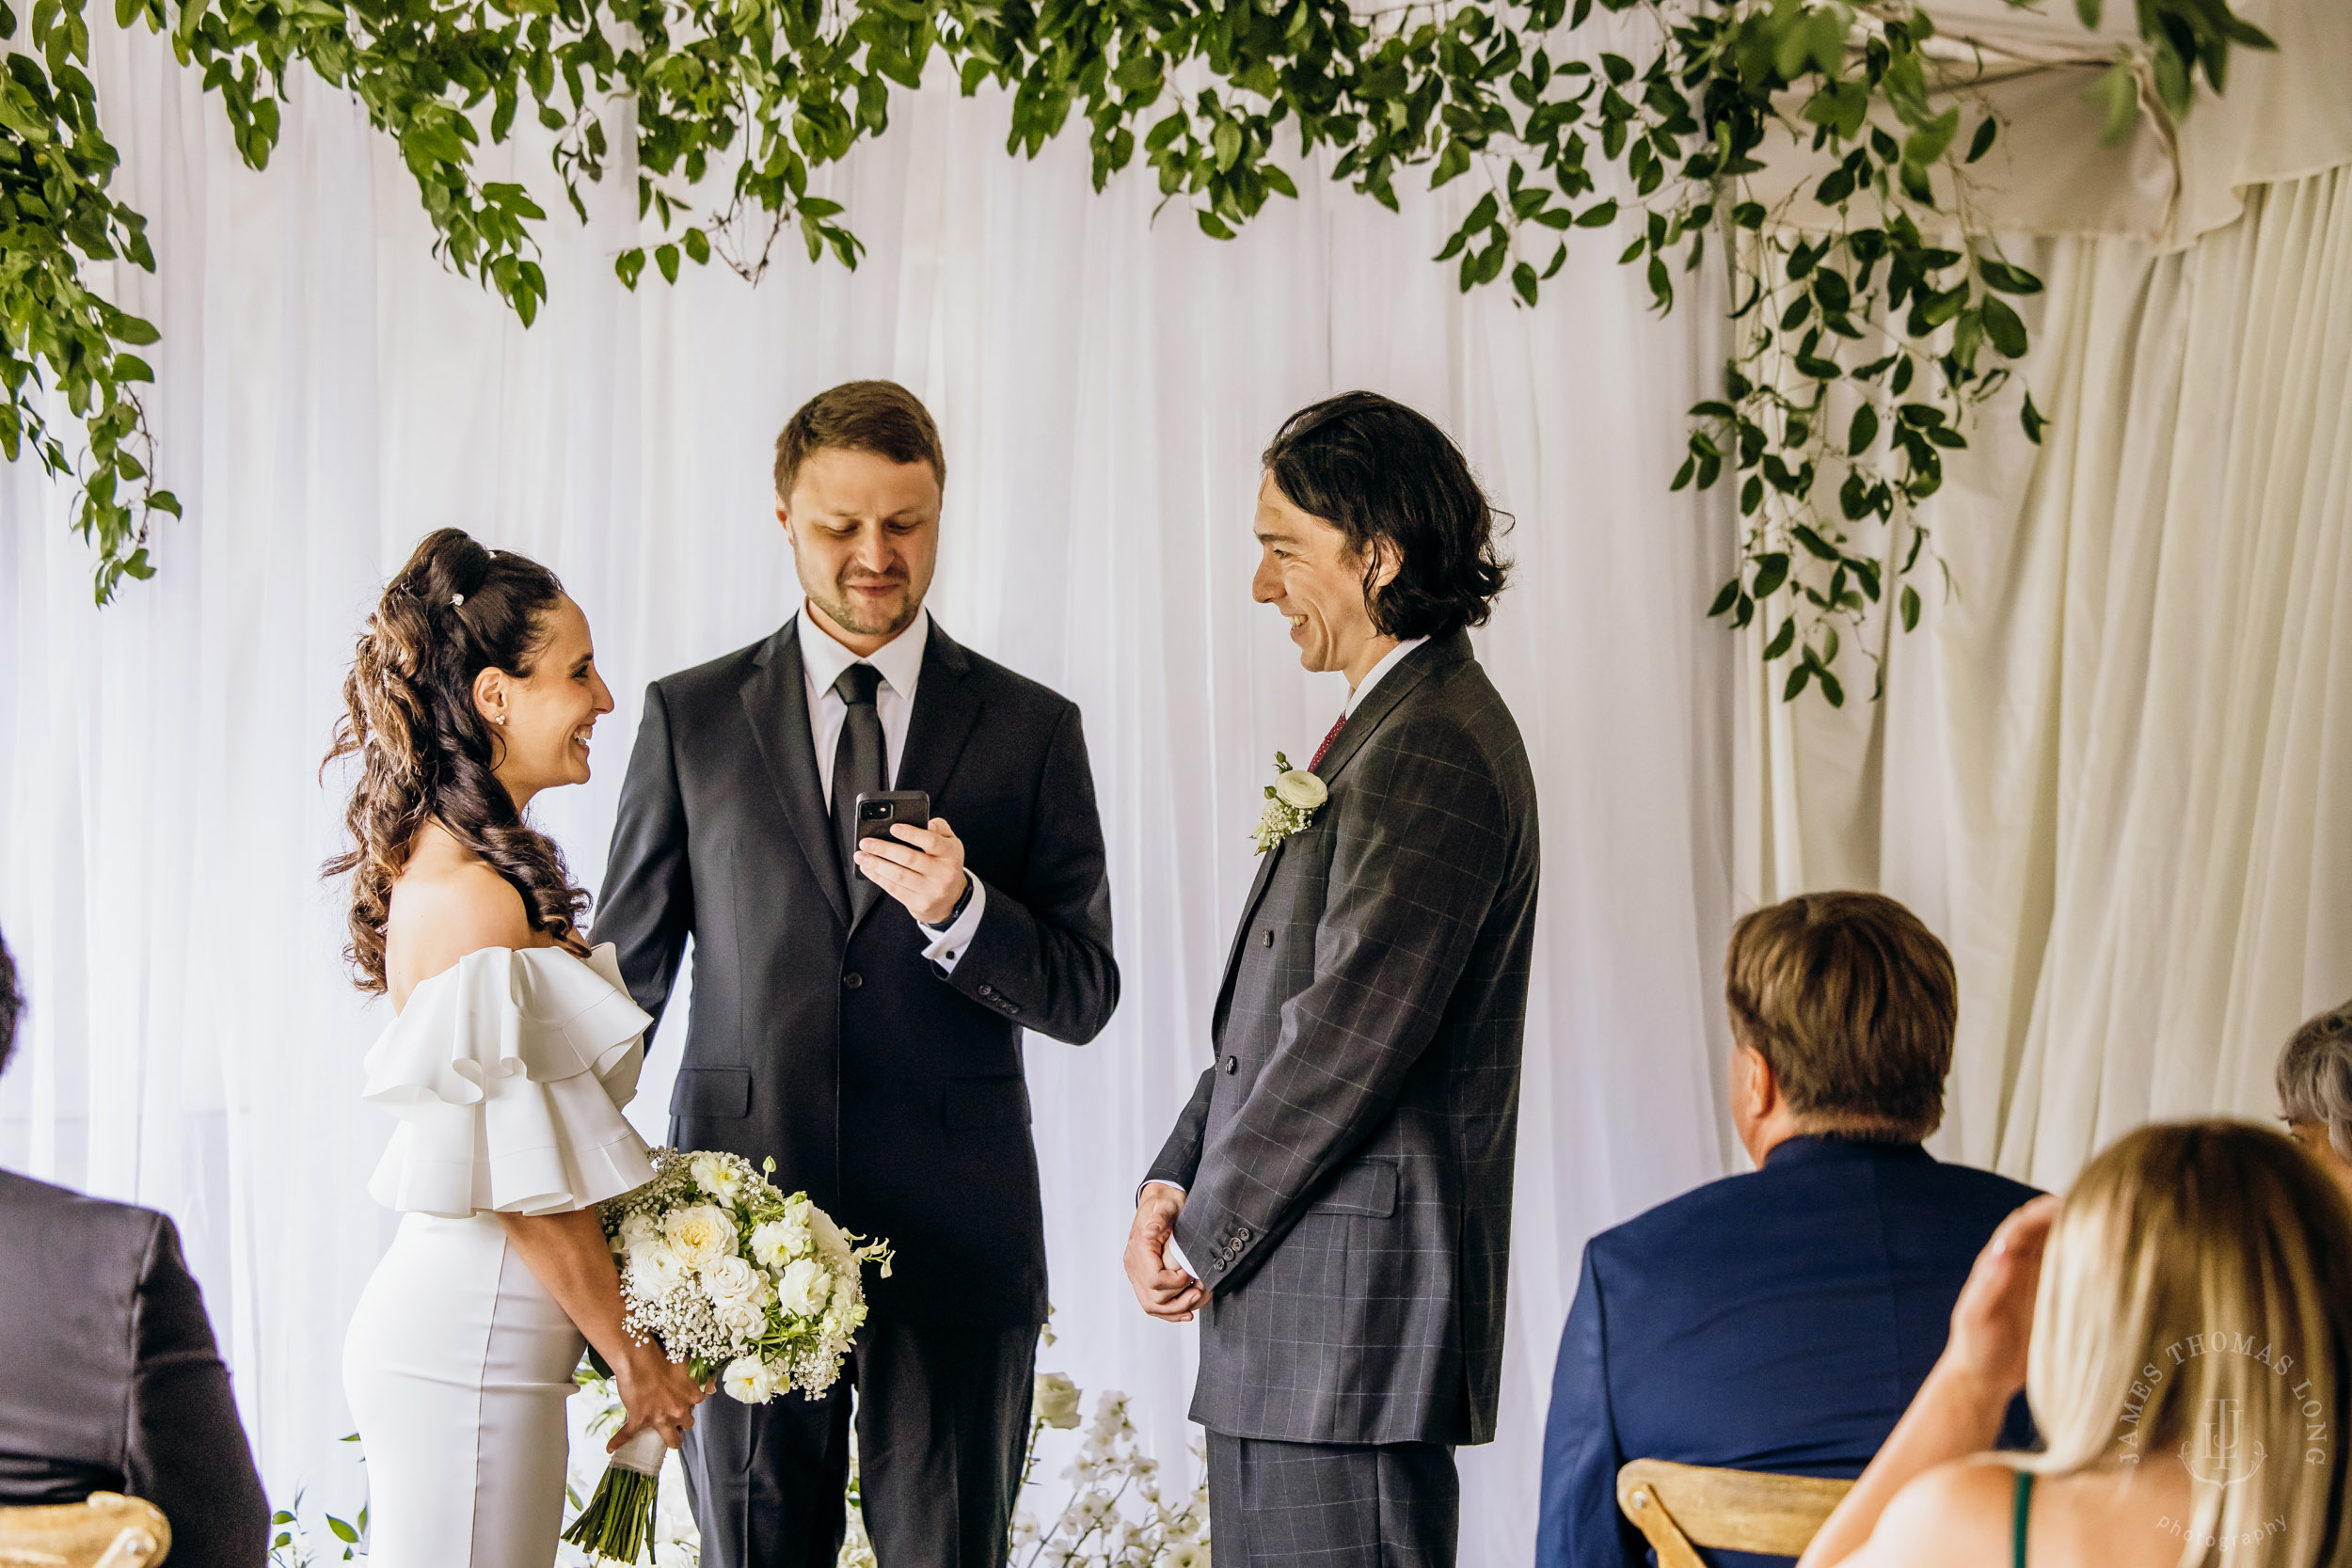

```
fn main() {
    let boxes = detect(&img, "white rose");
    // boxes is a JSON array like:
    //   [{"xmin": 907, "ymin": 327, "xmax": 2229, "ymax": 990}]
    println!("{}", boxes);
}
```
[
  {"xmin": 1034, "ymin": 1370, "xmax": 1082, "ymax": 1429},
  {"xmin": 628, "ymin": 1244, "xmax": 691, "ymax": 1298},
  {"xmin": 662, "ymin": 1204, "xmax": 739, "ymax": 1270},
  {"xmin": 1272, "ymin": 768, "xmax": 1327, "ymax": 810},
  {"xmin": 749, "ymin": 1217, "xmax": 807, "ymax": 1268},
  {"xmin": 713, "ymin": 1296, "xmax": 768, "ymax": 1339},
  {"xmin": 617, "ymin": 1212, "xmax": 660, "ymax": 1250},
  {"xmin": 721, "ymin": 1354, "xmax": 779, "ymax": 1404},
  {"xmin": 808, "ymin": 1207, "xmax": 853, "ymax": 1268},
  {"xmin": 689, "ymin": 1152, "xmax": 745, "ymax": 1204},
  {"xmin": 775, "ymin": 1257, "xmax": 833, "ymax": 1318},
  {"xmin": 701, "ymin": 1255, "xmax": 764, "ymax": 1310}
]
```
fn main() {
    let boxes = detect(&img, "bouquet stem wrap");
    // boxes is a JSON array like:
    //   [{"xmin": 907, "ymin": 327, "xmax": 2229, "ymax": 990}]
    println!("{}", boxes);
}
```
[{"xmin": 561, "ymin": 1427, "xmax": 666, "ymax": 1564}]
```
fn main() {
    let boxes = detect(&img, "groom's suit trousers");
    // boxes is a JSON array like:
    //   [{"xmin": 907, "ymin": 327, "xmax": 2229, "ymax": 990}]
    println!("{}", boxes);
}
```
[
  {"xmin": 679, "ymin": 1319, "xmax": 1038, "ymax": 1568},
  {"xmin": 1207, "ymin": 1433, "xmax": 1458, "ymax": 1568}
]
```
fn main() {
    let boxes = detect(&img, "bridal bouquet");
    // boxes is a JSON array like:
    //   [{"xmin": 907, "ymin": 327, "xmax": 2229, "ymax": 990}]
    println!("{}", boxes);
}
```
[{"xmin": 564, "ymin": 1148, "xmax": 892, "ymax": 1564}]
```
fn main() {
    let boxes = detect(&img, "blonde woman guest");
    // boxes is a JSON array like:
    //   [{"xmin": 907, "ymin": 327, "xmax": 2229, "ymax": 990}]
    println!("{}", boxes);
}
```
[
  {"xmin": 2279, "ymin": 1001, "xmax": 2352, "ymax": 1197},
  {"xmin": 1801, "ymin": 1120, "xmax": 2352, "ymax": 1568},
  {"xmin": 329, "ymin": 530, "xmax": 706, "ymax": 1567}
]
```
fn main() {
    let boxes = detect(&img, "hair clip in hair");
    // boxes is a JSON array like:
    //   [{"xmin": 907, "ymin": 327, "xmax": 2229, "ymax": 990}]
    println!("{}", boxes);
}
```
[{"xmin": 451, "ymin": 593, "xmax": 466, "ymax": 608}]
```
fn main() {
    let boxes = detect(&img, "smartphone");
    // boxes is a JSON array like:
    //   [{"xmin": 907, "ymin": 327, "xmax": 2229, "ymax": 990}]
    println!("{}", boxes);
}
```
[{"xmin": 852, "ymin": 790, "xmax": 932, "ymax": 879}]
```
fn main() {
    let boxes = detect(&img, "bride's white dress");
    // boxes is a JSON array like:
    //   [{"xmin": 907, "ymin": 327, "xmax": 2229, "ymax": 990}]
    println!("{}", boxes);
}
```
[{"xmin": 343, "ymin": 942, "xmax": 656, "ymax": 1568}]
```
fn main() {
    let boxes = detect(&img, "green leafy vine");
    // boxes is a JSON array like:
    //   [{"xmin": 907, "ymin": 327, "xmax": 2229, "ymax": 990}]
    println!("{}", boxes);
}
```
[{"xmin": 5, "ymin": 0, "xmax": 2267, "ymax": 680}]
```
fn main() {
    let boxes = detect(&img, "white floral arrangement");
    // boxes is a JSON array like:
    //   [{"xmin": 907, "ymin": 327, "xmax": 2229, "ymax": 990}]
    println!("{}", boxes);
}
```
[
  {"xmin": 1009, "ymin": 1381, "xmax": 1210, "ymax": 1568},
  {"xmin": 1250, "ymin": 751, "xmax": 1328, "ymax": 854},
  {"xmin": 564, "ymin": 1148, "xmax": 892, "ymax": 1565}
]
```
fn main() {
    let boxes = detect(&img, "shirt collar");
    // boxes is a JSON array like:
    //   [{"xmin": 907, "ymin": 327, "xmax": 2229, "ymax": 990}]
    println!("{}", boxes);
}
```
[
  {"xmin": 1345, "ymin": 636, "xmax": 1431, "ymax": 718},
  {"xmin": 799, "ymin": 604, "xmax": 931, "ymax": 702}
]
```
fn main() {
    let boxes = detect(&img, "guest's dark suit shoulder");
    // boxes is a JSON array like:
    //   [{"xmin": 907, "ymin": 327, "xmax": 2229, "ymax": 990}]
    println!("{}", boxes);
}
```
[
  {"xmin": 1591, "ymin": 1147, "xmax": 2038, "ymax": 1262},
  {"xmin": 0, "ymin": 1170, "xmax": 269, "ymax": 1568}
]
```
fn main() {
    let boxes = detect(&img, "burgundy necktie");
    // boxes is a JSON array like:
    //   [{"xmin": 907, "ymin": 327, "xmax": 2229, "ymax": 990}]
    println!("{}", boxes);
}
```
[{"xmin": 1310, "ymin": 712, "xmax": 1348, "ymax": 771}]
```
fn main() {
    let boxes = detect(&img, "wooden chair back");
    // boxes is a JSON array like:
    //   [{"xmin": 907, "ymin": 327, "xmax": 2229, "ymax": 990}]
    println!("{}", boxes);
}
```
[
  {"xmin": 1616, "ymin": 1458, "xmax": 1851, "ymax": 1567},
  {"xmin": 0, "ymin": 1494, "xmax": 171, "ymax": 1568}
]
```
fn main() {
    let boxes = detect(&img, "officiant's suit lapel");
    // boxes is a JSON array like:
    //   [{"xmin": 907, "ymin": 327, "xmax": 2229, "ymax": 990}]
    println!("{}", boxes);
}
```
[
  {"xmin": 867, "ymin": 621, "xmax": 981, "ymax": 939},
  {"xmin": 740, "ymin": 621, "xmax": 850, "ymax": 929},
  {"xmin": 1216, "ymin": 630, "xmax": 1466, "ymax": 1016}
]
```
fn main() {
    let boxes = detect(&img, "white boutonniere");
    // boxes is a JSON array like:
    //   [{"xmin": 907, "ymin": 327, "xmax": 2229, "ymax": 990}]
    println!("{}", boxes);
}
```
[{"xmin": 1251, "ymin": 752, "xmax": 1329, "ymax": 853}]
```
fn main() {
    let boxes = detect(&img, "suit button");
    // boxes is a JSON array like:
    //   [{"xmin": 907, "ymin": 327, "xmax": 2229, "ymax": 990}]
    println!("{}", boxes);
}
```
[
  {"xmin": 1223, "ymin": 1055, "xmax": 1238, "ymax": 1074},
  {"xmin": 1234, "ymin": 1227, "xmax": 1250, "ymax": 1243},
  {"xmin": 1261, "ymin": 928, "xmax": 1274, "ymax": 947},
  {"xmin": 842, "ymin": 973, "xmax": 863, "ymax": 990},
  {"xmin": 978, "ymin": 983, "xmax": 995, "ymax": 997},
  {"xmin": 1213, "ymin": 1258, "xmax": 1228, "ymax": 1271}
]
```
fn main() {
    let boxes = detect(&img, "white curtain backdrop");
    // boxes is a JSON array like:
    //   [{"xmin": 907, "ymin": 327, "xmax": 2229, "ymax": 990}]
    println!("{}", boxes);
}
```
[
  {"xmin": 0, "ymin": 20, "xmax": 1741, "ymax": 1562},
  {"xmin": 1745, "ymin": 166, "xmax": 2352, "ymax": 1191}
]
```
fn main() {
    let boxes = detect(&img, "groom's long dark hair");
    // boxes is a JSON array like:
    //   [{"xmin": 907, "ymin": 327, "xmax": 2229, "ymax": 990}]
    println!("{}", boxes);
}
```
[{"xmin": 1262, "ymin": 391, "xmax": 1511, "ymax": 639}]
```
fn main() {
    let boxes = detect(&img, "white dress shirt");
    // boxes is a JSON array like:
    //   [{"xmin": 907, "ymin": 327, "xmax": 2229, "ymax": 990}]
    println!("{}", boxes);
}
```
[
  {"xmin": 796, "ymin": 606, "xmax": 988, "ymax": 970},
  {"xmin": 1143, "ymin": 634, "xmax": 1431, "ymax": 1222},
  {"xmin": 1346, "ymin": 636, "xmax": 1429, "ymax": 718}
]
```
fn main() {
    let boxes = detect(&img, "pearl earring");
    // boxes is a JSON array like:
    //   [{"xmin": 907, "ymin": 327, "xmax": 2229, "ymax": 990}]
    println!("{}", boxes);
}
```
[{"xmin": 493, "ymin": 715, "xmax": 507, "ymax": 727}]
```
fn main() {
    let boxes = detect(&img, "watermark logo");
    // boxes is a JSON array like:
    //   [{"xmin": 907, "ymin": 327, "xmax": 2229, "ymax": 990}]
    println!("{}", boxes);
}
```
[
  {"xmin": 2116, "ymin": 1328, "xmax": 2332, "ymax": 1481},
  {"xmin": 2181, "ymin": 1396, "xmax": 2265, "ymax": 1486}
]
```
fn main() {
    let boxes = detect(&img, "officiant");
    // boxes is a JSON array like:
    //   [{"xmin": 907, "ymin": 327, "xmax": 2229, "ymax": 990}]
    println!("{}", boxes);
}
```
[{"xmin": 595, "ymin": 379, "xmax": 1120, "ymax": 1568}]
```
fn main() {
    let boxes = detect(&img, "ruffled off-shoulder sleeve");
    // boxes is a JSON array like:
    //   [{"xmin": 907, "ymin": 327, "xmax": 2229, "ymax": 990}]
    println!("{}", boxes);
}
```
[{"xmin": 361, "ymin": 943, "xmax": 658, "ymax": 1218}]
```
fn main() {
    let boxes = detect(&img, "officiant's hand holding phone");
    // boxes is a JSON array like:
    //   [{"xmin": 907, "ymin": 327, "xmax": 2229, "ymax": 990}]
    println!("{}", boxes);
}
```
[{"xmin": 851, "ymin": 791, "xmax": 970, "ymax": 926}]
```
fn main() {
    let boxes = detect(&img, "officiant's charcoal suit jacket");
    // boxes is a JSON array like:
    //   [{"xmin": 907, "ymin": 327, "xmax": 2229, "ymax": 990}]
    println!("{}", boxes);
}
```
[
  {"xmin": 1147, "ymin": 629, "xmax": 1539, "ymax": 1447},
  {"xmin": 596, "ymin": 615, "xmax": 1118, "ymax": 1326}
]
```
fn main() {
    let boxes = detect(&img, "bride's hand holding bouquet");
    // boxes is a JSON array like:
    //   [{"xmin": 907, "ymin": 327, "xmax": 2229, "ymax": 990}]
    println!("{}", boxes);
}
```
[{"xmin": 564, "ymin": 1148, "xmax": 893, "ymax": 1564}]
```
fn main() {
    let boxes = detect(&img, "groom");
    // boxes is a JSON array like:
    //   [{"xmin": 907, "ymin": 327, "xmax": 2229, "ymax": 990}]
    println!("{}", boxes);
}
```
[
  {"xmin": 1126, "ymin": 392, "xmax": 1540, "ymax": 1566},
  {"xmin": 596, "ymin": 380, "xmax": 1120, "ymax": 1568}
]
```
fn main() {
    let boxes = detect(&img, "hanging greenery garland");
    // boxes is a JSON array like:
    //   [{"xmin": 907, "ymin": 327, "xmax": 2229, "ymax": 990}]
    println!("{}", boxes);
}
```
[{"xmin": 5, "ymin": 0, "xmax": 2266, "ymax": 700}]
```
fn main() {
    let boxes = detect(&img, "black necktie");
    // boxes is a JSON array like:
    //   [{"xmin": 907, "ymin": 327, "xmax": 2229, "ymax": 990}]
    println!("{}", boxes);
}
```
[{"xmin": 831, "ymin": 663, "xmax": 885, "ymax": 911}]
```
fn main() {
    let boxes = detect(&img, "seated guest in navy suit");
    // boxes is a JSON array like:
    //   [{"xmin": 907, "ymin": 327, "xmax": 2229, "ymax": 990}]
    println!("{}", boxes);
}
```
[
  {"xmin": 1536, "ymin": 892, "xmax": 2038, "ymax": 1568},
  {"xmin": 0, "ymin": 927, "xmax": 269, "ymax": 1567}
]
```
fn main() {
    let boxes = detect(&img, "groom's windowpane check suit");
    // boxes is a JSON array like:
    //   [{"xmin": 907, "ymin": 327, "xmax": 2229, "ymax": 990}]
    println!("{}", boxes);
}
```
[
  {"xmin": 1146, "ymin": 629, "xmax": 1540, "ymax": 1567},
  {"xmin": 596, "ymin": 608, "xmax": 1119, "ymax": 1568}
]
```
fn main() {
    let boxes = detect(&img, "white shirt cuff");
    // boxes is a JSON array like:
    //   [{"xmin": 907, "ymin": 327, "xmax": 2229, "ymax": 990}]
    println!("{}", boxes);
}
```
[
  {"xmin": 1140, "ymin": 1180, "xmax": 1193, "ymax": 1275},
  {"xmin": 919, "ymin": 877, "xmax": 987, "ymax": 972}
]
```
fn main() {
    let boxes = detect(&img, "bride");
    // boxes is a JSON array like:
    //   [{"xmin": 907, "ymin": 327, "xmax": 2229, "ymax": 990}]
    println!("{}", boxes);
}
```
[{"xmin": 328, "ymin": 529, "xmax": 707, "ymax": 1566}]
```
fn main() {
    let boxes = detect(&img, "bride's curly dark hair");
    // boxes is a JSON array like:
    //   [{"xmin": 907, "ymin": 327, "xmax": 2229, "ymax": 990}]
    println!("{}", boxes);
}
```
[{"xmin": 323, "ymin": 528, "xmax": 591, "ymax": 993}]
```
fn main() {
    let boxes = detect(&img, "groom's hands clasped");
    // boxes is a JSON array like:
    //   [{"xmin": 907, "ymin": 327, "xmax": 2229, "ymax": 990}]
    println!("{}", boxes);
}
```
[{"xmin": 1125, "ymin": 1184, "xmax": 1206, "ymax": 1323}]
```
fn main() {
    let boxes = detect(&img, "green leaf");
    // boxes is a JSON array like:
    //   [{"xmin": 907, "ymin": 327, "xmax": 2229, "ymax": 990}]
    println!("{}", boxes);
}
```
[
  {"xmin": 655, "ymin": 243, "xmax": 680, "ymax": 284},
  {"xmin": 1980, "ymin": 293, "xmax": 2028, "ymax": 356},
  {"xmin": 1847, "ymin": 402, "xmax": 1878, "ymax": 455},
  {"xmin": 1965, "ymin": 115, "xmax": 1998, "ymax": 164},
  {"xmin": 328, "ymin": 1516, "xmax": 359, "ymax": 1544},
  {"xmin": 1978, "ymin": 259, "xmax": 2043, "ymax": 295},
  {"xmin": 1900, "ymin": 583, "xmax": 1921, "ymax": 631},
  {"xmin": 1762, "ymin": 616, "xmax": 1795, "ymax": 659},
  {"xmin": 2092, "ymin": 57, "xmax": 2139, "ymax": 145},
  {"xmin": 2021, "ymin": 389, "xmax": 2048, "ymax": 444}
]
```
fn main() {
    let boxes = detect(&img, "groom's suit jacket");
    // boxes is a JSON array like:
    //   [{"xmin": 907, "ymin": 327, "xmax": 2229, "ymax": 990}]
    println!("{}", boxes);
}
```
[
  {"xmin": 1146, "ymin": 629, "xmax": 1539, "ymax": 1447},
  {"xmin": 596, "ymin": 614, "xmax": 1118, "ymax": 1325}
]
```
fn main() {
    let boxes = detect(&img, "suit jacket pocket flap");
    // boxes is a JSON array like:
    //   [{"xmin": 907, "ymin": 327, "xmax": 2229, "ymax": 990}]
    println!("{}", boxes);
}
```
[
  {"xmin": 670, "ymin": 1067, "xmax": 752, "ymax": 1119},
  {"xmin": 945, "ymin": 1075, "xmax": 1032, "ymax": 1131},
  {"xmin": 1309, "ymin": 1160, "xmax": 1397, "ymax": 1217}
]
